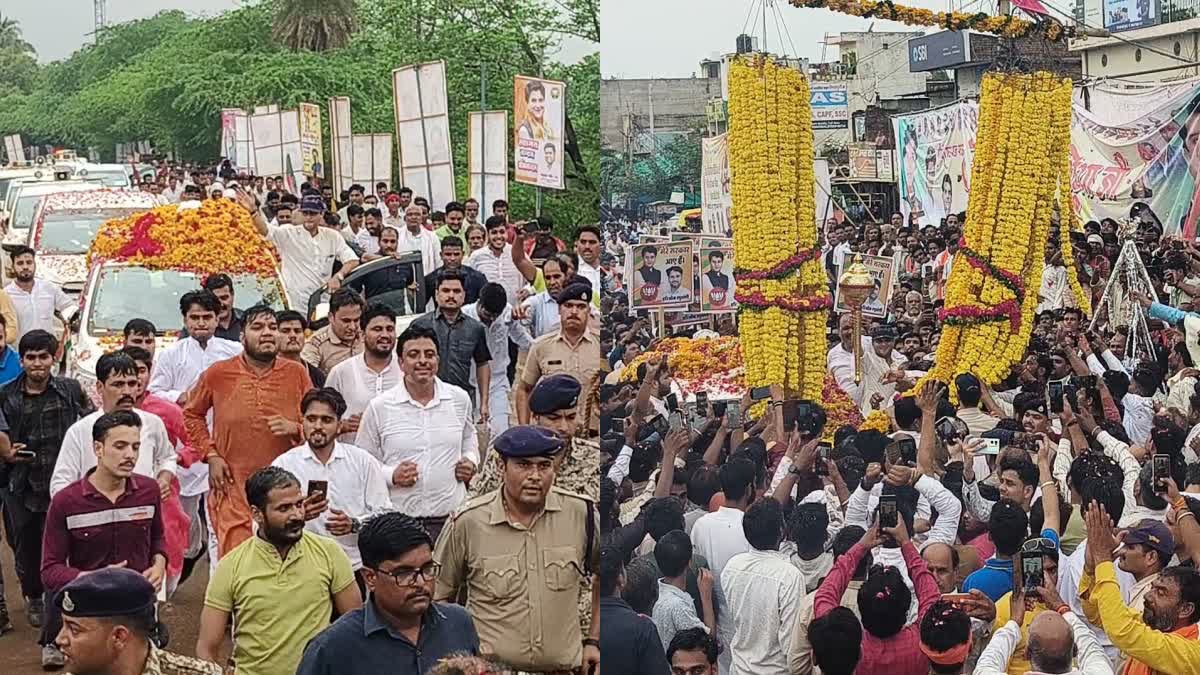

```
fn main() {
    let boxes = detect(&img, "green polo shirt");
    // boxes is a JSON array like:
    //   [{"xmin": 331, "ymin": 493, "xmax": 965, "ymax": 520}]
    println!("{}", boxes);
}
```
[{"xmin": 206, "ymin": 530, "xmax": 355, "ymax": 675}]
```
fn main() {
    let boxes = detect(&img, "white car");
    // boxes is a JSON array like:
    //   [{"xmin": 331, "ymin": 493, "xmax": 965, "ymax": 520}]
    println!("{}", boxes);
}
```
[
  {"xmin": 68, "ymin": 261, "xmax": 289, "ymax": 395},
  {"xmin": 3, "ymin": 180, "xmax": 107, "ymax": 244},
  {"xmin": 14, "ymin": 190, "xmax": 160, "ymax": 293}
]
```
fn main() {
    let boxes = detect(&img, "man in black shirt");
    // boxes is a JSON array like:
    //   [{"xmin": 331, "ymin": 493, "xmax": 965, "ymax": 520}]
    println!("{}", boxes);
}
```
[
  {"xmin": 423, "ymin": 236, "xmax": 486, "ymax": 305},
  {"xmin": 598, "ymin": 546, "xmax": 670, "ymax": 675},
  {"xmin": 412, "ymin": 271, "xmax": 491, "ymax": 416},
  {"xmin": 348, "ymin": 227, "xmax": 417, "ymax": 313}
]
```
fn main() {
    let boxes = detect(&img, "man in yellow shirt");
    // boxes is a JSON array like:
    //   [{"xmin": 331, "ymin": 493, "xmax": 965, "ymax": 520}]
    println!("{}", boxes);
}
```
[
  {"xmin": 1080, "ymin": 501, "xmax": 1200, "ymax": 675},
  {"xmin": 196, "ymin": 466, "xmax": 361, "ymax": 675}
]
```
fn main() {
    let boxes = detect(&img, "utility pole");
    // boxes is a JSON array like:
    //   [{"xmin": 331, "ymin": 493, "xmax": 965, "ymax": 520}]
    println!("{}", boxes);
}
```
[{"xmin": 94, "ymin": 0, "xmax": 108, "ymax": 42}]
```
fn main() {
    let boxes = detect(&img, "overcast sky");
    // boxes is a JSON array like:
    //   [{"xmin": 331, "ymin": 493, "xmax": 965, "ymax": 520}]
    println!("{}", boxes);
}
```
[
  {"xmin": 1, "ymin": 0, "xmax": 594, "ymax": 64},
  {"xmin": 600, "ymin": 0, "xmax": 1075, "ymax": 78}
]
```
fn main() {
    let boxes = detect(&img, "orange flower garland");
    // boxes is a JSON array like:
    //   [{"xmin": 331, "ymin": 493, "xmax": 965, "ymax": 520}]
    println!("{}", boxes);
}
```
[
  {"xmin": 89, "ymin": 199, "xmax": 280, "ymax": 277},
  {"xmin": 618, "ymin": 337, "xmax": 745, "ymax": 396}
]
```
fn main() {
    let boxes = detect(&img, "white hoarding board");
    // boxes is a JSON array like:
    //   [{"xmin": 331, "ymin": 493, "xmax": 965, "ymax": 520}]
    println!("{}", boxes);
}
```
[
  {"xmin": 392, "ymin": 61, "xmax": 455, "ymax": 208},
  {"xmin": 352, "ymin": 134, "xmax": 393, "ymax": 194},
  {"xmin": 251, "ymin": 108, "xmax": 305, "ymax": 193},
  {"xmin": 329, "ymin": 97, "xmax": 354, "ymax": 195},
  {"xmin": 4, "ymin": 134, "xmax": 25, "ymax": 164},
  {"xmin": 469, "ymin": 111, "xmax": 508, "ymax": 220}
]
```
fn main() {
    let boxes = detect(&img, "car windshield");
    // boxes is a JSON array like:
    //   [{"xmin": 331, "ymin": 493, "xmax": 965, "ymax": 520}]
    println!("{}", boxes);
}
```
[
  {"xmin": 89, "ymin": 266, "xmax": 285, "ymax": 334},
  {"xmin": 87, "ymin": 171, "xmax": 130, "ymax": 188},
  {"xmin": 37, "ymin": 209, "xmax": 141, "ymax": 254},
  {"xmin": 12, "ymin": 194, "xmax": 44, "ymax": 230}
]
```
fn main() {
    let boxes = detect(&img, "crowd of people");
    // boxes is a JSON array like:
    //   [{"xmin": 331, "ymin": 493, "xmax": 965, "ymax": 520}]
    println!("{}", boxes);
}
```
[
  {"xmin": 0, "ymin": 160, "xmax": 604, "ymax": 675},
  {"xmin": 598, "ymin": 211, "xmax": 1200, "ymax": 674}
]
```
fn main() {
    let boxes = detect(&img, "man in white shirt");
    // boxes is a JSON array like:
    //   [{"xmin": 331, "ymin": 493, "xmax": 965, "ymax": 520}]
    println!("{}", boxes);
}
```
[
  {"xmin": 574, "ymin": 225, "xmax": 603, "ymax": 306},
  {"xmin": 49, "ymin": 352, "xmax": 176, "ymax": 499},
  {"xmin": 148, "ymin": 290, "xmax": 244, "ymax": 404},
  {"xmin": 272, "ymin": 388, "xmax": 392, "ymax": 586},
  {"xmin": 146, "ymin": 290, "xmax": 243, "ymax": 569},
  {"xmin": 467, "ymin": 215, "xmax": 526, "ymax": 309},
  {"xmin": 463, "ymin": 283, "xmax": 533, "ymax": 438},
  {"xmin": 239, "ymin": 191, "xmax": 360, "ymax": 309},
  {"xmin": 354, "ymin": 323, "xmax": 479, "ymax": 543},
  {"xmin": 397, "ymin": 203, "xmax": 440, "ymax": 277},
  {"xmin": 690, "ymin": 458, "xmax": 755, "ymax": 674},
  {"xmin": 325, "ymin": 304, "xmax": 401, "ymax": 442},
  {"xmin": 827, "ymin": 314, "xmax": 911, "ymax": 408},
  {"xmin": 336, "ymin": 183, "xmax": 366, "ymax": 225},
  {"xmin": 5, "ymin": 246, "xmax": 75, "ymax": 341},
  {"xmin": 355, "ymin": 207, "xmax": 383, "ymax": 258},
  {"xmin": 721, "ymin": 499, "xmax": 804, "ymax": 675}
]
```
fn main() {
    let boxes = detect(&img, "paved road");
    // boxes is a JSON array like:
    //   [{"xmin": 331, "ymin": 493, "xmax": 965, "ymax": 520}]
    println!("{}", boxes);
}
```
[{"xmin": 0, "ymin": 541, "xmax": 221, "ymax": 673}]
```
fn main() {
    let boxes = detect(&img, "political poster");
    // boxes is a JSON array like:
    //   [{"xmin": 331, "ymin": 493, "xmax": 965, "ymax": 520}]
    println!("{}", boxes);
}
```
[
  {"xmin": 699, "ymin": 238, "xmax": 736, "ymax": 312},
  {"xmin": 701, "ymin": 134, "xmax": 732, "ymax": 235},
  {"xmin": 514, "ymin": 75, "xmax": 566, "ymax": 190},
  {"xmin": 1070, "ymin": 79, "xmax": 1200, "ymax": 237},
  {"xmin": 833, "ymin": 254, "xmax": 895, "ymax": 319},
  {"xmin": 629, "ymin": 240, "xmax": 695, "ymax": 310},
  {"xmin": 299, "ymin": 102, "xmax": 324, "ymax": 178},
  {"xmin": 812, "ymin": 83, "xmax": 849, "ymax": 130},
  {"xmin": 892, "ymin": 101, "xmax": 979, "ymax": 229}
]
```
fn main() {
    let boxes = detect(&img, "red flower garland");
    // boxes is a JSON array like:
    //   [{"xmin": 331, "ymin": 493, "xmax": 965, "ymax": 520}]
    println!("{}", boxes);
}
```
[
  {"xmin": 956, "ymin": 237, "xmax": 1025, "ymax": 302},
  {"xmin": 939, "ymin": 299, "xmax": 1022, "ymax": 331},
  {"xmin": 734, "ymin": 246, "xmax": 823, "ymax": 281},
  {"xmin": 116, "ymin": 212, "xmax": 165, "ymax": 259}
]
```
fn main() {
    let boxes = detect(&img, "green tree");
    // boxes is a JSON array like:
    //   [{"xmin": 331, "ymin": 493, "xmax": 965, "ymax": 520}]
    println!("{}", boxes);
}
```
[
  {"xmin": 273, "ymin": 0, "xmax": 357, "ymax": 52},
  {"xmin": 0, "ymin": 15, "xmax": 34, "ymax": 55}
]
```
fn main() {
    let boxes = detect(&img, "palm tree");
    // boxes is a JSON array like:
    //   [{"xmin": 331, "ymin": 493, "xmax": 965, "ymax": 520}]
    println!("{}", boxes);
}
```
[
  {"xmin": 0, "ymin": 15, "xmax": 35, "ymax": 55},
  {"xmin": 272, "ymin": 0, "xmax": 356, "ymax": 52}
]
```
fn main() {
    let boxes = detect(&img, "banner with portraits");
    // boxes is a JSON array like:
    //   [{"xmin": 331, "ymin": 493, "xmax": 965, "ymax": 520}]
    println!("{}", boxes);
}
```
[
  {"xmin": 701, "ymin": 135, "xmax": 732, "ymax": 235},
  {"xmin": 628, "ymin": 240, "xmax": 695, "ymax": 310},
  {"xmin": 514, "ymin": 75, "xmax": 566, "ymax": 190},
  {"xmin": 299, "ymin": 102, "xmax": 324, "ymax": 178},
  {"xmin": 699, "ymin": 237, "xmax": 736, "ymax": 312},
  {"xmin": 891, "ymin": 101, "xmax": 978, "ymax": 229},
  {"xmin": 833, "ymin": 254, "xmax": 895, "ymax": 319},
  {"xmin": 1070, "ymin": 79, "xmax": 1200, "ymax": 237}
]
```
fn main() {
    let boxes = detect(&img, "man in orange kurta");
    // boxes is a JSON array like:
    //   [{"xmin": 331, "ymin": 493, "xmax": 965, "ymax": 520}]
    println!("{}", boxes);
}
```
[{"xmin": 183, "ymin": 305, "xmax": 311, "ymax": 558}]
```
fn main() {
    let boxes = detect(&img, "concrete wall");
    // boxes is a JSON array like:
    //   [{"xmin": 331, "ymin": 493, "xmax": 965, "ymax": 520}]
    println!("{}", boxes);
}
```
[{"xmin": 600, "ymin": 77, "xmax": 722, "ymax": 150}]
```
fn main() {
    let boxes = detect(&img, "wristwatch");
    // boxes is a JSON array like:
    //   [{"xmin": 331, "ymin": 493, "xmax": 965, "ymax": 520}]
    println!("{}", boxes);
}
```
[
  {"xmin": 788, "ymin": 465, "xmax": 807, "ymax": 477},
  {"xmin": 349, "ymin": 517, "xmax": 361, "ymax": 534},
  {"xmin": 582, "ymin": 638, "xmax": 600, "ymax": 648}
]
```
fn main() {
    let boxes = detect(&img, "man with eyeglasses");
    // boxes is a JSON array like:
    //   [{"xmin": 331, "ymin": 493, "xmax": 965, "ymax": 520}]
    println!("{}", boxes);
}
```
[
  {"xmin": 435, "ymin": 425, "xmax": 600, "ymax": 675},
  {"xmin": 297, "ymin": 512, "xmax": 480, "ymax": 675}
]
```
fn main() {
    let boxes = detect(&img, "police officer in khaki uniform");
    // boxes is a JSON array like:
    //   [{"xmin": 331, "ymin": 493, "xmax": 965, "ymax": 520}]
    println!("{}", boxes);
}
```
[
  {"xmin": 468, "ymin": 374, "xmax": 600, "ymax": 637},
  {"xmin": 435, "ymin": 425, "xmax": 599, "ymax": 675},
  {"xmin": 53, "ymin": 567, "xmax": 222, "ymax": 675}
]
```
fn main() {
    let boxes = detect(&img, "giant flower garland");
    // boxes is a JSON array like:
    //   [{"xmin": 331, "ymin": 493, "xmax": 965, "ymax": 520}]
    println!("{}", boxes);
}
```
[
  {"xmin": 921, "ymin": 72, "xmax": 1075, "ymax": 396},
  {"xmin": 618, "ymin": 337, "xmax": 744, "ymax": 397},
  {"xmin": 790, "ymin": 0, "xmax": 1074, "ymax": 42},
  {"xmin": 89, "ymin": 199, "xmax": 279, "ymax": 277},
  {"xmin": 729, "ymin": 55, "xmax": 829, "ymax": 401}
]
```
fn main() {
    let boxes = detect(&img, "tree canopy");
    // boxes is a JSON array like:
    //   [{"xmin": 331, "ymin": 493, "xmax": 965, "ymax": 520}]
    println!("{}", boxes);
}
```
[{"xmin": 0, "ymin": 0, "xmax": 599, "ymax": 230}]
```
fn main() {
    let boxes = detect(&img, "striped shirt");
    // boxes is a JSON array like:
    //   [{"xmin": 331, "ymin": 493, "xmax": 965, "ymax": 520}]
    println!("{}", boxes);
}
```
[{"xmin": 41, "ymin": 471, "xmax": 165, "ymax": 591}]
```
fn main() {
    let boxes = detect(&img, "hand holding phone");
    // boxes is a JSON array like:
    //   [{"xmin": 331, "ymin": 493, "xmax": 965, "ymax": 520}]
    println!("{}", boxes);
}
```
[
  {"xmin": 1153, "ymin": 454, "xmax": 1171, "ymax": 493},
  {"xmin": 750, "ymin": 386, "xmax": 772, "ymax": 401}
]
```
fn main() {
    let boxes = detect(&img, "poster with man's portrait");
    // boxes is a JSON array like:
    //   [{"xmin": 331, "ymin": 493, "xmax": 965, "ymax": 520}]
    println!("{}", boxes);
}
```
[
  {"xmin": 833, "ymin": 254, "xmax": 895, "ymax": 319},
  {"xmin": 629, "ymin": 241, "xmax": 695, "ymax": 310},
  {"xmin": 700, "ymin": 238, "xmax": 737, "ymax": 312}
]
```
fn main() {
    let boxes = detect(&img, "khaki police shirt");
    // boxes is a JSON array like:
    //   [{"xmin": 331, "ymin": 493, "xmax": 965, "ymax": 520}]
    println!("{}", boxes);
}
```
[
  {"xmin": 434, "ymin": 486, "xmax": 599, "ymax": 672},
  {"xmin": 466, "ymin": 437, "xmax": 601, "ymax": 635},
  {"xmin": 64, "ymin": 642, "xmax": 224, "ymax": 675},
  {"xmin": 520, "ymin": 330, "xmax": 601, "ymax": 433}
]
